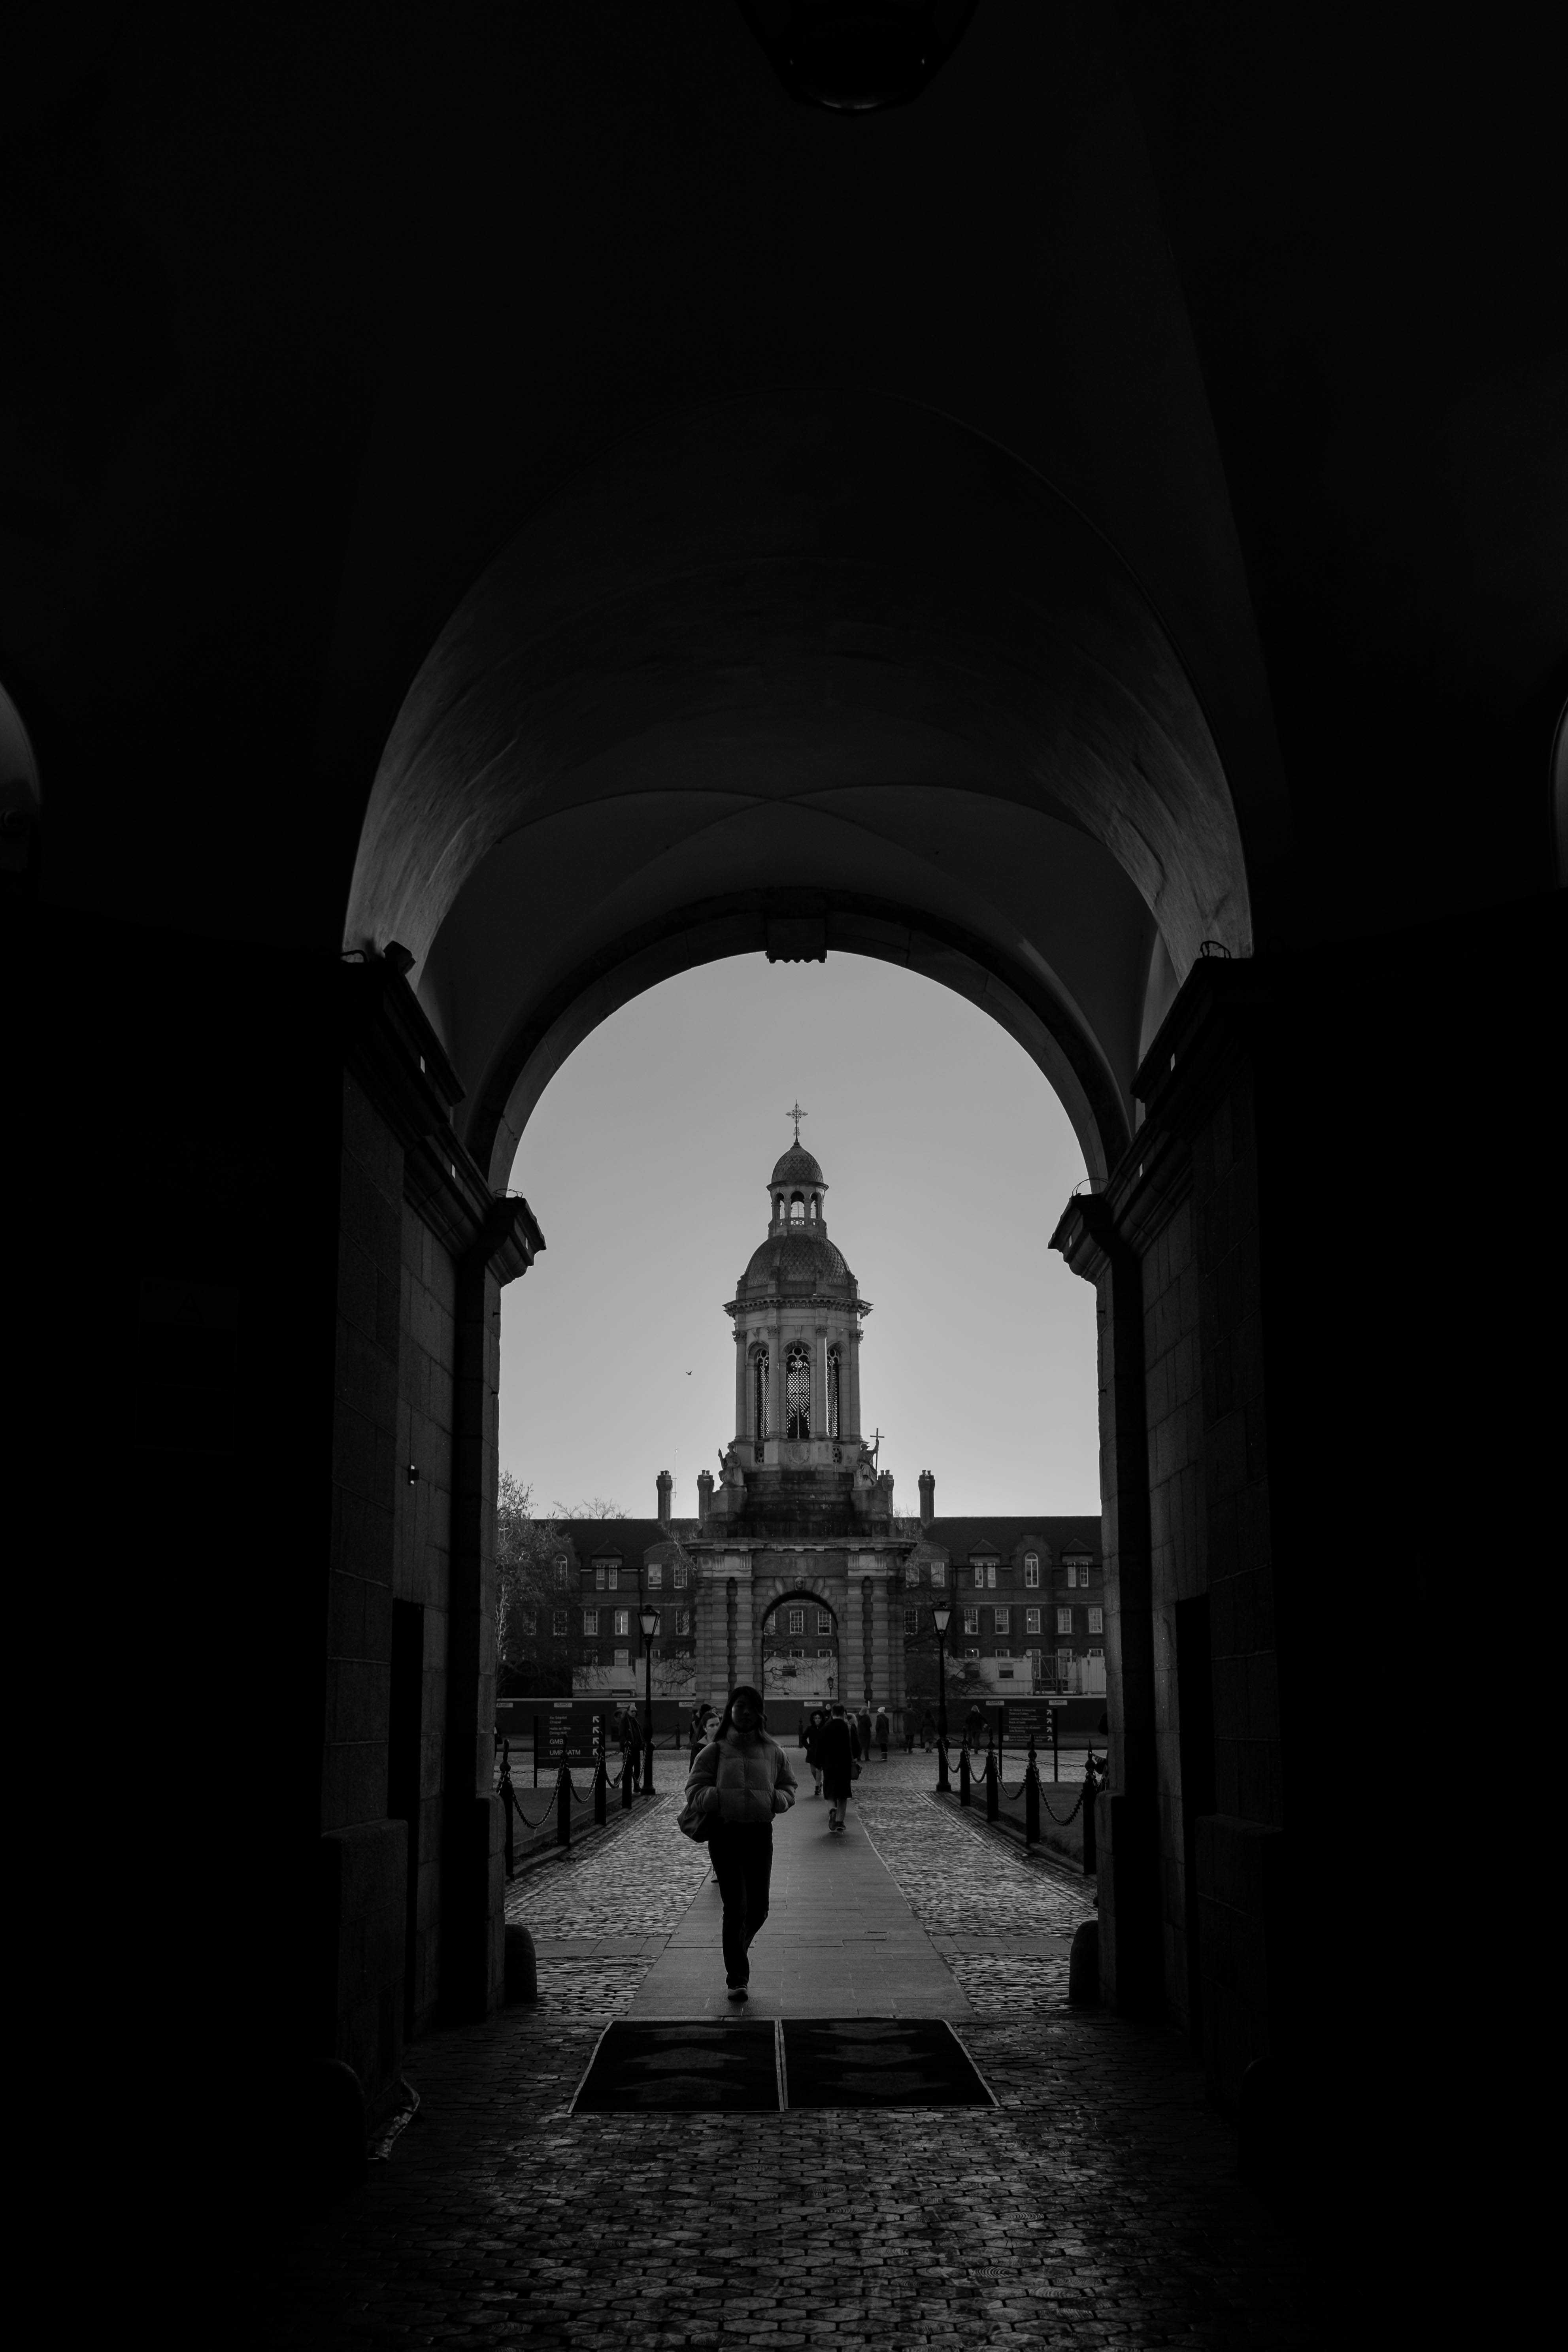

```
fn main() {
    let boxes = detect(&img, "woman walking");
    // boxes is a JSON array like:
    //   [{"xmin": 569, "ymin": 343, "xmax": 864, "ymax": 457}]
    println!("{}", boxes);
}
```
[
  {"xmin": 818, "ymin": 1700, "xmax": 861, "ymax": 1836},
  {"xmin": 682, "ymin": 1686, "xmax": 797, "ymax": 2003}
]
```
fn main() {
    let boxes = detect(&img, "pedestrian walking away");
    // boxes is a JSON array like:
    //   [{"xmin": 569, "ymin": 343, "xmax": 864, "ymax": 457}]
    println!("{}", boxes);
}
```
[
  {"xmin": 817, "ymin": 1699, "xmax": 861, "ymax": 1835},
  {"xmin": 876, "ymin": 1704, "xmax": 890, "ymax": 1759},
  {"xmin": 856, "ymin": 1703, "xmax": 873, "ymax": 1762},
  {"xmin": 804, "ymin": 1706, "xmax": 827, "ymax": 1797},
  {"xmin": 682, "ymin": 1686, "xmax": 797, "ymax": 2000},
  {"xmin": 621, "ymin": 1707, "xmax": 643, "ymax": 1793}
]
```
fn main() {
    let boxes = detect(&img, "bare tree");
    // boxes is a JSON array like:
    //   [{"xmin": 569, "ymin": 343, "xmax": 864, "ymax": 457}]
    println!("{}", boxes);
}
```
[{"xmin": 496, "ymin": 1472, "xmax": 574, "ymax": 1696}]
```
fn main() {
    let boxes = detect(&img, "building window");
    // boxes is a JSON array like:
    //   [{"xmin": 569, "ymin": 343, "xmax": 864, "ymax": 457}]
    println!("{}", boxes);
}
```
[
  {"xmin": 613, "ymin": 1647, "xmax": 629, "ymax": 1668},
  {"xmin": 646, "ymin": 1562, "xmax": 662, "ymax": 1589},
  {"xmin": 583, "ymin": 1609, "xmax": 599, "ymax": 1635},
  {"xmin": 904, "ymin": 1608, "xmax": 920, "ymax": 1634},
  {"xmin": 613, "ymin": 1609, "xmax": 630, "ymax": 1637},
  {"xmin": 554, "ymin": 1558, "xmax": 570, "ymax": 1589},
  {"xmin": 1026, "ymin": 1647, "xmax": 1042, "ymax": 1677},
  {"xmin": 826, "ymin": 1348, "xmax": 840, "ymax": 1439},
  {"xmin": 962, "ymin": 1608, "xmax": 980, "ymax": 1635},
  {"xmin": 1056, "ymin": 1608, "xmax": 1074, "ymax": 1635},
  {"xmin": 1024, "ymin": 1555, "xmax": 1040, "ymax": 1587},
  {"xmin": 786, "ymin": 1343, "xmax": 811, "ymax": 1439},
  {"xmin": 817, "ymin": 1609, "xmax": 832, "ymax": 1635},
  {"xmin": 790, "ymin": 1646, "xmax": 806, "ymax": 1660},
  {"xmin": 1025, "ymin": 1607, "xmax": 1042, "ymax": 1634},
  {"xmin": 971, "ymin": 1560, "xmax": 996, "ymax": 1589},
  {"xmin": 930, "ymin": 1560, "xmax": 946, "ymax": 1587},
  {"xmin": 673, "ymin": 1561, "xmax": 687, "ymax": 1590},
  {"xmin": 1088, "ymin": 1607, "xmax": 1104, "ymax": 1635},
  {"xmin": 964, "ymin": 1646, "xmax": 979, "ymax": 1659},
  {"xmin": 789, "ymin": 1607, "xmax": 805, "ymax": 1634},
  {"xmin": 519, "ymin": 1609, "xmax": 537, "ymax": 1637},
  {"xmin": 594, "ymin": 1562, "xmax": 619, "ymax": 1590},
  {"xmin": 753, "ymin": 1351, "xmax": 770, "ymax": 1437},
  {"xmin": 1056, "ymin": 1647, "xmax": 1073, "ymax": 1680},
  {"xmin": 995, "ymin": 1648, "xmax": 1011, "ymax": 1660},
  {"xmin": 676, "ymin": 1610, "xmax": 691, "ymax": 1636},
  {"xmin": 552, "ymin": 1610, "xmax": 568, "ymax": 1637},
  {"xmin": 1066, "ymin": 1556, "xmax": 1091, "ymax": 1587},
  {"xmin": 993, "ymin": 1607, "xmax": 1009, "ymax": 1633}
]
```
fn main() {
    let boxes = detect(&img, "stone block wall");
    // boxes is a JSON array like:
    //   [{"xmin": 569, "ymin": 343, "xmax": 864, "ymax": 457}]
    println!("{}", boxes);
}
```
[{"xmin": 394, "ymin": 1200, "xmax": 458, "ymax": 2033}]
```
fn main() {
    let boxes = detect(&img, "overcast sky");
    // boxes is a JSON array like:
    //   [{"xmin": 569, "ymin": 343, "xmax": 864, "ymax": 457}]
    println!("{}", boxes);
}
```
[{"xmin": 498, "ymin": 955, "xmax": 1099, "ymax": 1524}]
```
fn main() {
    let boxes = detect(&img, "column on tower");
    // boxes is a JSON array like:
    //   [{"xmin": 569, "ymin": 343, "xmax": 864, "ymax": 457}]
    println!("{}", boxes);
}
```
[
  {"xmin": 846, "ymin": 1327, "xmax": 863, "ymax": 1440},
  {"xmin": 770, "ymin": 1316, "xmax": 784, "ymax": 1439},
  {"xmin": 818, "ymin": 1328, "xmax": 830, "ymax": 1439},
  {"xmin": 733, "ymin": 1324, "xmax": 747, "ymax": 1442}
]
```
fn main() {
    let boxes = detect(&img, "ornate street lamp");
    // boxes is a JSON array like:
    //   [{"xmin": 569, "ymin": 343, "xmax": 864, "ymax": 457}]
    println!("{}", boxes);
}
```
[
  {"xmin": 639, "ymin": 1603, "xmax": 660, "ymax": 1796},
  {"xmin": 931, "ymin": 1597, "xmax": 952, "ymax": 1792},
  {"xmin": 737, "ymin": 1, "xmax": 981, "ymax": 114}
]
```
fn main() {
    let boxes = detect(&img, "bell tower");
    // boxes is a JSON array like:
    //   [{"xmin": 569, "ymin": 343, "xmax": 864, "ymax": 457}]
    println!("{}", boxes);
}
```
[{"xmin": 706, "ymin": 1118, "xmax": 889, "ymax": 1535}]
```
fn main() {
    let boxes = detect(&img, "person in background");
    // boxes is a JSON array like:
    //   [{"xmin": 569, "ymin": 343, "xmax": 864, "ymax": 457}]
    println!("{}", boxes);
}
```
[
  {"xmin": 855, "ymin": 1702, "xmax": 873, "ymax": 1761},
  {"xmin": 921, "ymin": 1709, "xmax": 935, "ymax": 1752},
  {"xmin": 902, "ymin": 1712, "xmax": 915, "ymax": 1754},
  {"xmin": 682, "ymin": 1686, "xmax": 797, "ymax": 2002},
  {"xmin": 819, "ymin": 1700, "xmax": 861, "ymax": 1836},
  {"xmin": 875, "ymin": 1705, "xmax": 890, "ymax": 1760},
  {"xmin": 622, "ymin": 1707, "xmax": 643, "ymax": 1793},
  {"xmin": 805, "ymin": 1707, "xmax": 826, "ymax": 1797}
]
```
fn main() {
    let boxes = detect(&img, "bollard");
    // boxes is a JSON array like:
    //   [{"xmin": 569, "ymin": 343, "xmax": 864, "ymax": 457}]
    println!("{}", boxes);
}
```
[
  {"xmin": 1081, "ymin": 1756, "xmax": 1097, "ymax": 1875},
  {"xmin": 593, "ymin": 1749, "xmax": 607, "ymax": 1827},
  {"xmin": 958, "ymin": 1742, "xmax": 972, "ymax": 1807},
  {"xmin": 985, "ymin": 1738, "xmax": 999, "ymax": 1822},
  {"xmin": 1025, "ymin": 1742, "xmax": 1040, "ymax": 1847},
  {"xmin": 555, "ymin": 1760, "xmax": 572, "ymax": 1848}
]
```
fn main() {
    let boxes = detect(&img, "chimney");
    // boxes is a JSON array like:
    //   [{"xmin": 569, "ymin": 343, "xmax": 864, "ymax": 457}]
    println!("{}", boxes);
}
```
[
  {"xmin": 656, "ymin": 1469, "xmax": 672, "ymax": 1528},
  {"xmin": 919, "ymin": 1469, "xmax": 935, "ymax": 1527},
  {"xmin": 696, "ymin": 1469, "xmax": 714, "ymax": 1525}
]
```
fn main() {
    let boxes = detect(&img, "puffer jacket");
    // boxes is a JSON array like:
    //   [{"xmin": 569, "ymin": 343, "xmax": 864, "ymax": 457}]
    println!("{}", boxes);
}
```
[{"xmin": 685, "ymin": 1728, "xmax": 798, "ymax": 1827}]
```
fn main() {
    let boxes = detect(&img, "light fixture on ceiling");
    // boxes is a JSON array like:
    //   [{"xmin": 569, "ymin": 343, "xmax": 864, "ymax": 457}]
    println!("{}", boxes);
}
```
[{"xmin": 737, "ymin": 1, "xmax": 980, "ymax": 113}]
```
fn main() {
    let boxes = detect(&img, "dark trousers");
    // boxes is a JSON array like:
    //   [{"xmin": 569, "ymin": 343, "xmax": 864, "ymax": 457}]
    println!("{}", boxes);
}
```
[{"xmin": 707, "ymin": 1824, "xmax": 774, "ymax": 1986}]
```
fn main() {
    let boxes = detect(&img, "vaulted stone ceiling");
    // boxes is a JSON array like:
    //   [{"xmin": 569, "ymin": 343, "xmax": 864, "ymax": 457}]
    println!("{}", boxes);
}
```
[{"xmin": 4, "ymin": 4, "xmax": 1561, "ymax": 1168}]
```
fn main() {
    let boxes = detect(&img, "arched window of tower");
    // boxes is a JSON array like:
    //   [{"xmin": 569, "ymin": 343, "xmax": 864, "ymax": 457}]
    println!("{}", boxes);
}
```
[
  {"xmin": 789, "ymin": 1193, "xmax": 805, "ymax": 1222},
  {"xmin": 753, "ymin": 1351, "xmax": 770, "ymax": 1438},
  {"xmin": 827, "ymin": 1348, "xmax": 841, "ymax": 1439},
  {"xmin": 786, "ymin": 1343, "xmax": 811, "ymax": 1439}
]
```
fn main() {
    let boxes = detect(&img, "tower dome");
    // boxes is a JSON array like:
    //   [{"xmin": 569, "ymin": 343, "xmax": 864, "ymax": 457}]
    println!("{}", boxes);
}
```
[{"xmin": 770, "ymin": 1143, "xmax": 825, "ymax": 1189}]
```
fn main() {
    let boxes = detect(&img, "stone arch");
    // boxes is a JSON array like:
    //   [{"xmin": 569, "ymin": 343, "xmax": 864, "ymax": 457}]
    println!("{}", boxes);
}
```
[{"xmin": 344, "ymin": 389, "xmax": 1256, "ymax": 1188}]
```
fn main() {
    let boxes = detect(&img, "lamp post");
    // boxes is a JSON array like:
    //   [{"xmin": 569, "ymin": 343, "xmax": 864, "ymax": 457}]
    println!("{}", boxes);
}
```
[
  {"xmin": 932, "ymin": 1598, "xmax": 952, "ymax": 1793},
  {"xmin": 639, "ymin": 1603, "xmax": 660, "ymax": 1796}
]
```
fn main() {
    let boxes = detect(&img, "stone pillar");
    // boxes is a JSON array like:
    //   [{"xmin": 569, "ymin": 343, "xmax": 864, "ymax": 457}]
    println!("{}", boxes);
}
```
[
  {"xmin": 734, "ymin": 1327, "xmax": 746, "ymax": 1441},
  {"xmin": 444, "ymin": 1194, "xmax": 544, "ymax": 2026},
  {"xmin": 846, "ymin": 1328, "xmax": 862, "ymax": 1439}
]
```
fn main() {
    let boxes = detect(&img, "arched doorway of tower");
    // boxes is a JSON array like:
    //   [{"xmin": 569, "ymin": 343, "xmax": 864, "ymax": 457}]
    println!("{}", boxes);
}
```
[{"xmin": 759, "ymin": 1589, "xmax": 841, "ymax": 1708}]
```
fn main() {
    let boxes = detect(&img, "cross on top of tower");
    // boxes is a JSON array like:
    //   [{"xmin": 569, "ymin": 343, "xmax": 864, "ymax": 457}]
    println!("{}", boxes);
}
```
[{"xmin": 786, "ymin": 1101, "xmax": 807, "ymax": 1144}]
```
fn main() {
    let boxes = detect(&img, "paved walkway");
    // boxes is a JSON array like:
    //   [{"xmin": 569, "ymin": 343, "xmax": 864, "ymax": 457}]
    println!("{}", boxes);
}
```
[
  {"xmin": 627, "ymin": 1781, "xmax": 973, "ymax": 2017},
  {"xmin": 254, "ymin": 1758, "xmax": 1317, "ymax": 2349}
]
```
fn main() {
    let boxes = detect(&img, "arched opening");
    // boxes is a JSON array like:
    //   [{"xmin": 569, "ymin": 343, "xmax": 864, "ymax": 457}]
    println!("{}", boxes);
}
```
[
  {"xmin": 760, "ymin": 1588, "xmax": 841, "ymax": 1706},
  {"xmin": 331, "ymin": 380, "xmax": 1274, "ymax": 2154}
]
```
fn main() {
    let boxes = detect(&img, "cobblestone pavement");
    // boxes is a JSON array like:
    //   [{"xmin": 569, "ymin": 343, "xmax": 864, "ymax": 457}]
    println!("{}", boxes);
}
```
[{"xmin": 254, "ymin": 1759, "xmax": 1316, "ymax": 2349}]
